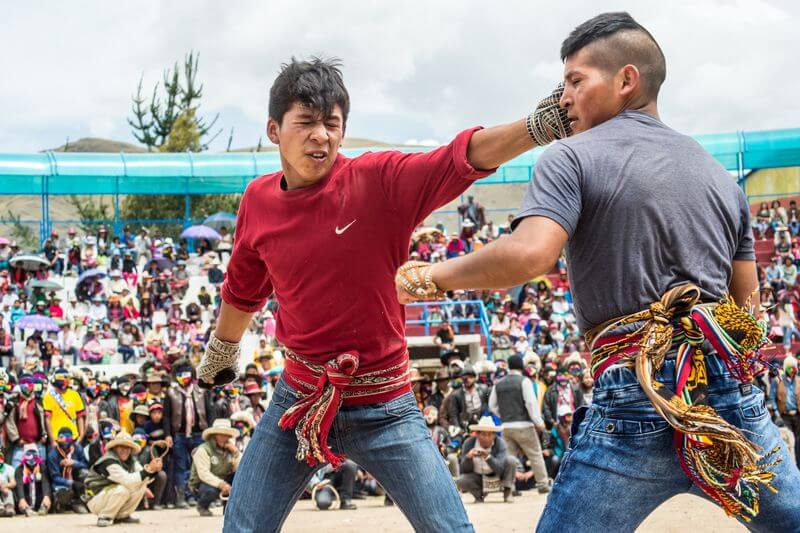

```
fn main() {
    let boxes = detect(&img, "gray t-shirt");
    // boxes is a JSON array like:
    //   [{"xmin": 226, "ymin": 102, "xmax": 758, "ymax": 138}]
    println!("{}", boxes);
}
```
[{"xmin": 514, "ymin": 110, "xmax": 754, "ymax": 333}]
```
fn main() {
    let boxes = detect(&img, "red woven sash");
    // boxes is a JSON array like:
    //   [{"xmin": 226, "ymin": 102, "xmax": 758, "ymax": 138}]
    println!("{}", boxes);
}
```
[{"xmin": 278, "ymin": 350, "xmax": 410, "ymax": 468}]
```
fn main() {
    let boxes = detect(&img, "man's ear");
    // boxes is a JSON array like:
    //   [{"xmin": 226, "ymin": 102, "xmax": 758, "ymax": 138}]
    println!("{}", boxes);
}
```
[
  {"xmin": 266, "ymin": 118, "xmax": 280, "ymax": 145},
  {"xmin": 619, "ymin": 64, "xmax": 640, "ymax": 98}
]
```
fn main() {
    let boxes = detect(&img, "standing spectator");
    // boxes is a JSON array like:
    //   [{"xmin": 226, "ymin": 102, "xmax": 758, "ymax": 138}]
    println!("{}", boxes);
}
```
[
  {"xmin": 43, "ymin": 368, "xmax": 86, "ymax": 447},
  {"xmin": 457, "ymin": 417, "xmax": 517, "ymax": 503},
  {"xmin": 7, "ymin": 373, "xmax": 48, "ymax": 467},
  {"xmin": 770, "ymin": 355, "xmax": 800, "ymax": 466},
  {"xmin": 85, "ymin": 431, "xmax": 163, "ymax": 527},
  {"xmin": 167, "ymin": 359, "xmax": 210, "ymax": 508},
  {"xmin": 449, "ymin": 365, "xmax": 487, "ymax": 430},
  {"xmin": 543, "ymin": 367, "xmax": 584, "ymax": 430},
  {"xmin": 489, "ymin": 355, "xmax": 551, "ymax": 493},
  {"xmin": 189, "ymin": 418, "xmax": 241, "ymax": 517}
]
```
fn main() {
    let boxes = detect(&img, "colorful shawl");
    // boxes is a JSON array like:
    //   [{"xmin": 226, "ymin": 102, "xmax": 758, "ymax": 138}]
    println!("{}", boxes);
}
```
[{"xmin": 588, "ymin": 284, "xmax": 779, "ymax": 521}]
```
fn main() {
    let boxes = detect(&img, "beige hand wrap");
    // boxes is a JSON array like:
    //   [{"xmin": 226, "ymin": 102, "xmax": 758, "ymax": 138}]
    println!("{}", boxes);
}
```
[
  {"xmin": 197, "ymin": 333, "xmax": 241, "ymax": 387},
  {"xmin": 526, "ymin": 83, "xmax": 572, "ymax": 146},
  {"xmin": 395, "ymin": 261, "xmax": 445, "ymax": 301}
]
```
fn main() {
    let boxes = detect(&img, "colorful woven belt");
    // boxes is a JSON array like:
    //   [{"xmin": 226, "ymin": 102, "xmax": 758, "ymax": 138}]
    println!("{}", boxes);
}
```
[
  {"xmin": 587, "ymin": 284, "xmax": 779, "ymax": 521},
  {"xmin": 279, "ymin": 349, "xmax": 410, "ymax": 468}
]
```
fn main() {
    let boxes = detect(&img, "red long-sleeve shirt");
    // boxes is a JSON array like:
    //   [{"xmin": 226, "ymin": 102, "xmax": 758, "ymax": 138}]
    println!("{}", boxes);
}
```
[{"xmin": 221, "ymin": 127, "xmax": 493, "ymax": 402}]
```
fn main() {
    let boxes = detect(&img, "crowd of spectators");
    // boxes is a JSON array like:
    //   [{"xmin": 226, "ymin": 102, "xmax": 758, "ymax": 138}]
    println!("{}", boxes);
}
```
[{"xmin": 0, "ymin": 194, "xmax": 795, "ymax": 524}]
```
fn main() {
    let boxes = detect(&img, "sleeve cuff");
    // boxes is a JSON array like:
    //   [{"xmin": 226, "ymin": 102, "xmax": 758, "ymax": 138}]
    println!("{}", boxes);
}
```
[
  {"xmin": 220, "ymin": 282, "xmax": 268, "ymax": 313},
  {"xmin": 512, "ymin": 207, "xmax": 576, "ymax": 237},
  {"xmin": 452, "ymin": 126, "xmax": 498, "ymax": 181}
]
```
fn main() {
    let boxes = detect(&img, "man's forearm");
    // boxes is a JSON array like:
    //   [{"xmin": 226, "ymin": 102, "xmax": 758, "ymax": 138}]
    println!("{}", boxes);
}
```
[
  {"xmin": 432, "ymin": 233, "xmax": 551, "ymax": 291},
  {"xmin": 214, "ymin": 301, "xmax": 256, "ymax": 343},
  {"xmin": 467, "ymin": 120, "xmax": 536, "ymax": 171}
]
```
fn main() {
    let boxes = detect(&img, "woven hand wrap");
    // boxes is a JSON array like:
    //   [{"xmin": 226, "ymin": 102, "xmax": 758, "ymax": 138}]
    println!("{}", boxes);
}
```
[
  {"xmin": 197, "ymin": 333, "xmax": 241, "ymax": 386},
  {"xmin": 395, "ymin": 261, "xmax": 444, "ymax": 300},
  {"xmin": 279, "ymin": 350, "xmax": 410, "ymax": 468},
  {"xmin": 527, "ymin": 83, "xmax": 572, "ymax": 146},
  {"xmin": 587, "ymin": 284, "xmax": 777, "ymax": 522}
]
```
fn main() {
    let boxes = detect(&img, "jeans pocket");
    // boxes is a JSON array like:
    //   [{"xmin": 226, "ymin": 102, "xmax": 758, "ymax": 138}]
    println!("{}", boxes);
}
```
[
  {"xmin": 740, "ymin": 394, "xmax": 769, "ymax": 422},
  {"xmin": 384, "ymin": 393, "xmax": 419, "ymax": 419}
]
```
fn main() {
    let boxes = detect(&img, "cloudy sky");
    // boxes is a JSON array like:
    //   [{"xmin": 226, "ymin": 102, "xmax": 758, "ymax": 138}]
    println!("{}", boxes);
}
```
[{"xmin": 1, "ymin": 0, "xmax": 798, "ymax": 152}]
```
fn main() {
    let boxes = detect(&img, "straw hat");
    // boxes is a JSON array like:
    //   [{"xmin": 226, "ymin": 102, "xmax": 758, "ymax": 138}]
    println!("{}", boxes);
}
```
[
  {"xmin": 129, "ymin": 404, "xmax": 151, "ymax": 422},
  {"xmin": 202, "ymin": 418, "xmax": 240, "ymax": 440},
  {"xmin": 469, "ymin": 415, "xmax": 504, "ymax": 433},
  {"xmin": 107, "ymin": 431, "xmax": 142, "ymax": 454}
]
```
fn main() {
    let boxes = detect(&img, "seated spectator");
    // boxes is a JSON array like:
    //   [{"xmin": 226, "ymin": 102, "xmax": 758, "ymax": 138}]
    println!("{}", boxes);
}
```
[
  {"xmin": 197, "ymin": 286, "xmax": 212, "ymax": 310},
  {"xmin": 14, "ymin": 444, "xmax": 51, "ymax": 516},
  {"xmin": 0, "ymin": 327, "xmax": 13, "ymax": 366},
  {"xmin": 0, "ymin": 449, "xmax": 16, "ymax": 516},
  {"xmin": 782, "ymin": 256, "xmax": 798, "ymax": 288},
  {"xmin": 46, "ymin": 427, "xmax": 89, "ymax": 514},
  {"xmin": 306, "ymin": 460, "xmax": 358, "ymax": 511},
  {"xmin": 457, "ymin": 416, "xmax": 518, "ymax": 503},
  {"xmin": 189, "ymin": 418, "xmax": 241, "ymax": 517},
  {"xmin": 85, "ymin": 431, "xmax": 163, "ymax": 527},
  {"xmin": 132, "ymin": 427, "xmax": 167, "ymax": 510}
]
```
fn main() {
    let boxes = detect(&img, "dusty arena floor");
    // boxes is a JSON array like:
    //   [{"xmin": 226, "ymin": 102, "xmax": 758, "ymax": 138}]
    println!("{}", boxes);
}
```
[{"xmin": 2, "ymin": 492, "xmax": 745, "ymax": 532}]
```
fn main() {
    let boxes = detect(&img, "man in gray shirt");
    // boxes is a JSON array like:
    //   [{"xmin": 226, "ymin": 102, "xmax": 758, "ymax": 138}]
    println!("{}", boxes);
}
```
[{"xmin": 396, "ymin": 11, "xmax": 800, "ymax": 531}]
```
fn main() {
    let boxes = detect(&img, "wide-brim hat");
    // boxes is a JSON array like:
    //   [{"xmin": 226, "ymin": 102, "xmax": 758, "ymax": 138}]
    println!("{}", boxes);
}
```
[
  {"xmin": 440, "ymin": 349, "xmax": 465, "ymax": 365},
  {"xmin": 129, "ymin": 404, "xmax": 150, "ymax": 421},
  {"xmin": 107, "ymin": 431, "xmax": 142, "ymax": 454},
  {"xmin": 469, "ymin": 415, "xmax": 504, "ymax": 433},
  {"xmin": 144, "ymin": 372, "xmax": 165, "ymax": 384},
  {"xmin": 202, "ymin": 418, "xmax": 240, "ymax": 440}
]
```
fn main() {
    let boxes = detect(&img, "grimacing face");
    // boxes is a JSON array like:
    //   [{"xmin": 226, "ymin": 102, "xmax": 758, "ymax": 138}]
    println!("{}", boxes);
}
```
[
  {"xmin": 267, "ymin": 103, "xmax": 345, "ymax": 188},
  {"xmin": 559, "ymin": 46, "xmax": 632, "ymax": 134}
]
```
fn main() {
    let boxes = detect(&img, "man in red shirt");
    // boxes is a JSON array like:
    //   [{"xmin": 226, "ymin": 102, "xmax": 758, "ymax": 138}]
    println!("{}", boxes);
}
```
[{"xmin": 199, "ymin": 57, "xmax": 570, "ymax": 532}]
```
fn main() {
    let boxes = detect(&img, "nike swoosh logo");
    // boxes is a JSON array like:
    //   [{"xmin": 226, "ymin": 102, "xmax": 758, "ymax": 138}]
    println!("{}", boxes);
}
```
[{"xmin": 335, "ymin": 219, "xmax": 357, "ymax": 235}]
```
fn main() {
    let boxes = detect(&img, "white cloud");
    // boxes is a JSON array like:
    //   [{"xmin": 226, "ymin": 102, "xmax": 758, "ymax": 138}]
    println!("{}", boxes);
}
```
[{"xmin": 1, "ymin": 0, "xmax": 799, "ymax": 152}]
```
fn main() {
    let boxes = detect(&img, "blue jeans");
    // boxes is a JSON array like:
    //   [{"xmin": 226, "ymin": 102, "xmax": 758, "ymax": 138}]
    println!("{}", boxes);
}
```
[
  {"xmin": 537, "ymin": 352, "xmax": 800, "ymax": 532},
  {"xmin": 223, "ymin": 378, "xmax": 472, "ymax": 533},
  {"xmin": 173, "ymin": 433, "xmax": 204, "ymax": 491}
]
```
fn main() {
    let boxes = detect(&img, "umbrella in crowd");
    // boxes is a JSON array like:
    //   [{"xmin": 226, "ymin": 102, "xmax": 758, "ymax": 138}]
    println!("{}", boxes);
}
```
[
  {"xmin": 78, "ymin": 268, "xmax": 106, "ymax": 285},
  {"xmin": 14, "ymin": 314, "xmax": 60, "ymax": 332},
  {"xmin": 9, "ymin": 254, "xmax": 49, "ymax": 271},
  {"xmin": 28, "ymin": 278, "xmax": 64, "ymax": 291},
  {"xmin": 181, "ymin": 225, "xmax": 222, "ymax": 241},
  {"xmin": 203, "ymin": 212, "xmax": 236, "ymax": 230}
]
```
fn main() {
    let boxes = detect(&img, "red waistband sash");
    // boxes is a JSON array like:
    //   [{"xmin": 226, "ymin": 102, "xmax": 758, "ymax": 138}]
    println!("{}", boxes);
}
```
[{"xmin": 278, "ymin": 350, "xmax": 410, "ymax": 468}]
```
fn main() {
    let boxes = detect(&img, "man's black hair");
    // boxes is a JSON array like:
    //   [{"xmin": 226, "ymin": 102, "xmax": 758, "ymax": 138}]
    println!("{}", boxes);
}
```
[
  {"xmin": 561, "ymin": 12, "xmax": 666, "ymax": 99},
  {"xmin": 268, "ymin": 56, "xmax": 350, "ymax": 124}
]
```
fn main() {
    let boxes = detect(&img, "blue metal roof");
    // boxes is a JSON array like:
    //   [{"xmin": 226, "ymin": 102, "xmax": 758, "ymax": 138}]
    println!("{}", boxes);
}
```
[{"xmin": 1, "ymin": 127, "xmax": 799, "ymax": 195}]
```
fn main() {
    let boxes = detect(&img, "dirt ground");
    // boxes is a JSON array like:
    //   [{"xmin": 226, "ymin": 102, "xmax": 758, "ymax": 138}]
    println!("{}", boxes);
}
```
[{"xmin": 0, "ymin": 491, "xmax": 746, "ymax": 532}]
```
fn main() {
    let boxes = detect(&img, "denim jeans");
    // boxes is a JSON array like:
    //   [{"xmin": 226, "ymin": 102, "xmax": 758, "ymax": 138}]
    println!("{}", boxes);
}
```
[
  {"xmin": 537, "ymin": 352, "xmax": 800, "ymax": 532},
  {"xmin": 223, "ymin": 378, "xmax": 473, "ymax": 532},
  {"xmin": 173, "ymin": 433, "xmax": 204, "ymax": 491}
]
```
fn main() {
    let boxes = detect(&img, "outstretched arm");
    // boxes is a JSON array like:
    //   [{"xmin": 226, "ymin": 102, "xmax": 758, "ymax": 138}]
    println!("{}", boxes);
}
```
[
  {"xmin": 397, "ymin": 216, "xmax": 567, "ymax": 302},
  {"xmin": 467, "ymin": 120, "xmax": 535, "ymax": 171}
]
